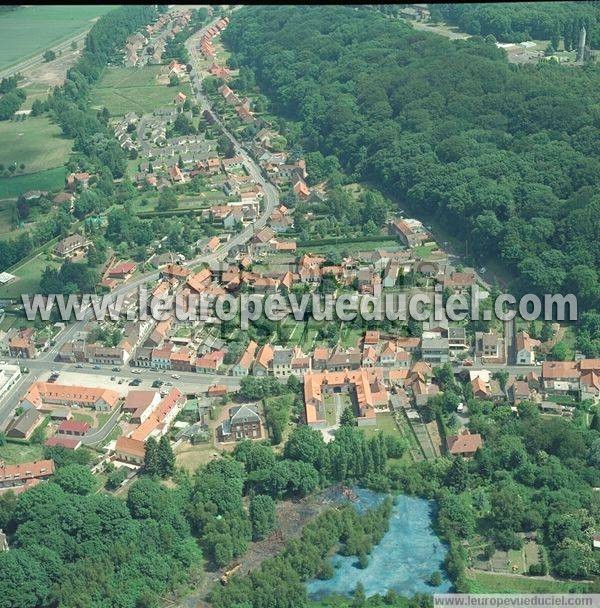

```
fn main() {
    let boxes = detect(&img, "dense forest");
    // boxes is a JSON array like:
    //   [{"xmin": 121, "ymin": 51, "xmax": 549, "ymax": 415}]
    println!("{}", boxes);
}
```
[
  {"xmin": 434, "ymin": 2, "xmax": 600, "ymax": 47},
  {"xmin": 223, "ymin": 5, "xmax": 600, "ymax": 355}
]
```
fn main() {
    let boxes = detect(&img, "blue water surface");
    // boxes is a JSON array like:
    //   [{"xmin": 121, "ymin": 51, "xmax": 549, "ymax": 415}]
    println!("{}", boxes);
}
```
[{"xmin": 306, "ymin": 488, "xmax": 452, "ymax": 599}]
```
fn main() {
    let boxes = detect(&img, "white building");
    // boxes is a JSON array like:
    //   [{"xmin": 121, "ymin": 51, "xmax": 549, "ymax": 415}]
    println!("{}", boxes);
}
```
[{"xmin": 0, "ymin": 364, "xmax": 21, "ymax": 403}]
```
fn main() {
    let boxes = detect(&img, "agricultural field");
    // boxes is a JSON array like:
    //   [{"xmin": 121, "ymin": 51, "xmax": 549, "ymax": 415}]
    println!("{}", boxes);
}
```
[
  {"xmin": 0, "ymin": 116, "xmax": 73, "ymax": 177},
  {"xmin": 90, "ymin": 66, "xmax": 193, "ymax": 117},
  {"xmin": 0, "ymin": 5, "xmax": 116, "ymax": 71}
]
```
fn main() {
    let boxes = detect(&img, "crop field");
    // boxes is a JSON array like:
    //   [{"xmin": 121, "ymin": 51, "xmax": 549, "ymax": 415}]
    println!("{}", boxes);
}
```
[
  {"xmin": 0, "ymin": 117, "xmax": 73, "ymax": 177},
  {"xmin": 90, "ymin": 66, "xmax": 193, "ymax": 116},
  {"xmin": 0, "ymin": 5, "xmax": 116, "ymax": 71}
]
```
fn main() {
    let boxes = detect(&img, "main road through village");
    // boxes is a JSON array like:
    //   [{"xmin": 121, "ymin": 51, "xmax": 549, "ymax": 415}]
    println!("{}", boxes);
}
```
[{"xmin": 0, "ymin": 15, "xmax": 277, "ymax": 431}]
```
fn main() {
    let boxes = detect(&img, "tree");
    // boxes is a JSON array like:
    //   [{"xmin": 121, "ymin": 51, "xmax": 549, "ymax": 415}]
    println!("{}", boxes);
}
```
[
  {"xmin": 52, "ymin": 464, "xmax": 97, "ymax": 495},
  {"xmin": 144, "ymin": 437, "xmax": 160, "ymax": 476},
  {"xmin": 551, "ymin": 341, "xmax": 570, "ymax": 361},
  {"xmin": 249, "ymin": 494, "xmax": 276, "ymax": 540},
  {"xmin": 340, "ymin": 405, "xmax": 356, "ymax": 427},
  {"xmin": 43, "ymin": 50, "xmax": 56, "ymax": 62},
  {"xmin": 157, "ymin": 435, "xmax": 175, "ymax": 478}
]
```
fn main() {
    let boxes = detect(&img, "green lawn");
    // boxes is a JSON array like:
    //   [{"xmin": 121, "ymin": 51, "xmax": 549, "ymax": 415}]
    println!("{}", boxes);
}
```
[
  {"xmin": 0, "ymin": 5, "xmax": 116, "ymax": 71},
  {"xmin": 466, "ymin": 571, "xmax": 590, "ymax": 594},
  {"xmin": 0, "ymin": 117, "xmax": 73, "ymax": 176},
  {"xmin": 0, "ymin": 166, "xmax": 67, "ymax": 199},
  {"xmin": 0, "ymin": 254, "xmax": 60, "ymax": 299},
  {"xmin": 90, "ymin": 66, "xmax": 193, "ymax": 116},
  {"xmin": 297, "ymin": 239, "xmax": 400, "ymax": 256},
  {"xmin": 361, "ymin": 412, "xmax": 398, "ymax": 438},
  {"xmin": 0, "ymin": 441, "xmax": 45, "ymax": 465}
]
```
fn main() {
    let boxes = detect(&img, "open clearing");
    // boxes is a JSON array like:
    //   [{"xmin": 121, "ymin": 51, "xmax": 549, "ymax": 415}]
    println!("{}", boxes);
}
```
[
  {"xmin": 0, "ymin": 442, "xmax": 45, "ymax": 465},
  {"xmin": 0, "ymin": 116, "xmax": 73, "ymax": 176},
  {"xmin": 0, "ymin": 5, "xmax": 115, "ymax": 72},
  {"xmin": 90, "ymin": 66, "xmax": 193, "ymax": 117}
]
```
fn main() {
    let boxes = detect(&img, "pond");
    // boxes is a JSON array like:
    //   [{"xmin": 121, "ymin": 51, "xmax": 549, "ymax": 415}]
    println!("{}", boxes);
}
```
[{"xmin": 306, "ymin": 488, "xmax": 452, "ymax": 599}]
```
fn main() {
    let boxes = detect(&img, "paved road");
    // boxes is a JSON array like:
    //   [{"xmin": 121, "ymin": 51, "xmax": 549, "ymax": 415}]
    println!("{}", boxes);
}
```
[{"xmin": 25, "ymin": 17, "xmax": 279, "ymax": 366}]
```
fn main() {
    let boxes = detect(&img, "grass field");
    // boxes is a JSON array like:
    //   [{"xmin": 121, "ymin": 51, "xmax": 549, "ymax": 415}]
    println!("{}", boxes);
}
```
[
  {"xmin": 90, "ymin": 66, "xmax": 192, "ymax": 117},
  {"xmin": 0, "ymin": 5, "xmax": 116, "ymax": 71},
  {"xmin": 0, "ymin": 254, "xmax": 60, "ymax": 299},
  {"xmin": 0, "ymin": 166, "xmax": 67, "ymax": 199},
  {"xmin": 465, "ymin": 571, "xmax": 590, "ymax": 594},
  {"xmin": 0, "ymin": 442, "xmax": 45, "ymax": 465},
  {"xmin": 0, "ymin": 117, "xmax": 73, "ymax": 176}
]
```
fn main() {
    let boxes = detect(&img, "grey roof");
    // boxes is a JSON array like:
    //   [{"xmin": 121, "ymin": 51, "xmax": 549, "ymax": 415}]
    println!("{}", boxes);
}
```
[
  {"xmin": 9, "ymin": 409, "xmax": 42, "ymax": 436},
  {"xmin": 273, "ymin": 349, "xmax": 293, "ymax": 365},
  {"xmin": 448, "ymin": 327, "xmax": 466, "ymax": 340},
  {"xmin": 422, "ymin": 337, "xmax": 449, "ymax": 350},
  {"xmin": 230, "ymin": 404, "xmax": 261, "ymax": 424}
]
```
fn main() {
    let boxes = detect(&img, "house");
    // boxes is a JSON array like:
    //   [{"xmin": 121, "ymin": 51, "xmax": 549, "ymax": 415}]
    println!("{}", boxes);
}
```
[
  {"xmin": 382, "ymin": 262, "xmax": 400, "ymax": 288},
  {"xmin": 475, "ymin": 330, "xmax": 504, "ymax": 362},
  {"xmin": 55, "ymin": 419, "xmax": 90, "ymax": 438},
  {"xmin": 66, "ymin": 172, "xmax": 91, "ymax": 190},
  {"xmin": 207, "ymin": 384, "xmax": 228, "ymax": 397},
  {"xmin": 304, "ymin": 368, "xmax": 388, "ymax": 428},
  {"xmin": 174, "ymin": 91, "xmax": 187, "ymax": 104},
  {"xmin": 129, "ymin": 387, "xmax": 185, "ymax": 442},
  {"xmin": 448, "ymin": 327, "xmax": 467, "ymax": 350},
  {"xmin": 123, "ymin": 390, "xmax": 162, "ymax": 424},
  {"xmin": 21, "ymin": 382, "xmax": 120, "ymax": 412},
  {"xmin": 168, "ymin": 165, "xmax": 184, "ymax": 182},
  {"xmin": 389, "ymin": 218, "xmax": 427, "ymax": 248},
  {"xmin": 108, "ymin": 261, "xmax": 137, "ymax": 280},
  {"xmin": 446, "ymin": 430, "xmax": 482, "ymax": 457},
  {"xmin": 327, "ymin": 351, "xmax": 362, "ymax": 371},
  {"xmin": 8, "ymin": 333, "xmax": 37, "ymax": 359},
  {"xmin": 251, "ymin": 226, "xmax": 275, "ymax": 253},
  {"xmin": 273, "ymin": 347, "xmax": 293, "ymax": 378},
  {"xmin": 55, "ymin": 234, "xmax": 90, "ymax": 258},
  {"xmin": 203, "ymin": 236, "xmax": 220, "ymax": 253},
  {"xmin": 0, "ymin": 459, "xmax": 55, "ymax": 489},
  {"xmin": 161, "ymin": 263, "xmax": 191, "ymax": 281},
  {"xmin": 509, "ymin": 380, "xmax": 531, "ymax": 405},
  {"xmin": 515, "ymin": 331, "xmax": 541, "ymax": 365},
  {"xmin": 364, "ymin": 331, "xmax": 380, "ymax": 346},
  {"xmin": 542, "ymin": 361, "xmax": 580, "ymax": 394},
  {"xmin": 45, "ymin": 436, "xmax": 81, "ymax": 450},
  {"xmin": 421, "ymin": 337, "xmax": 450, "ymax": 364},
  {"xmin": 232, "ymin": 341, "xmax": 258, "ymax": 376},
  {"xmin": 195, "ymin": 349, "xmax": 225, "ymax": 373},
  {"xmin": 218, "ymin": 404, "xmax": 263, "ymax": 442},
  {"xmin": 114, "ymin": 436, "xmax": 146, "ymax": 465},
  {"xmin": 253, "ymin": 343, "xmax": 274, "ymax": 376},
  {"xmin": 7, "ymin": 409, "xmax": 44, "ymax": 440}
]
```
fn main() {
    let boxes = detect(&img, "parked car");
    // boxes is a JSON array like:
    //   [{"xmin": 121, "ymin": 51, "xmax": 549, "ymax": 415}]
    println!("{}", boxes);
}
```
[
  {"xmin": 93, "ymin": 365, "xmax": 101, "ymax": 370},
  {"xmin": 152, "ymin": 380, "xmax": 163, "ymax": 388},
  {"xmin": 130, "ymin": 379, "xmax": 142, "ymax": 386},
  {"xmin": 75, "ymin": 363, "xmax": 84, "ymax": 369},
  {"xmin": 112, "ymin": 367, "xmax": 121, "ymax": 372}
]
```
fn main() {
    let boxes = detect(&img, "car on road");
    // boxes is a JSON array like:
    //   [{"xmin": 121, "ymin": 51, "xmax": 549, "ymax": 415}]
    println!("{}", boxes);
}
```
[
  {"xmin": 76, "ymin": 363, "xmax": 84, "ymax": 368},
  {"xmin": 131, "ymin": 369, "xmax": 141, "ymax": 375},
  {"xmin": 93, "ymin": 365, "xmax": 101, "ymax": 370},
  {"xmin": 171, "ymin": 374, "xmax": 181, "ymax": 379},
  {"xmin": 164, "ymin": 381, "xmax": 173, "ymax": 387},
  {"xmin": 112, "ymin": 367, "xmax": 121, "ymax": 372}
]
